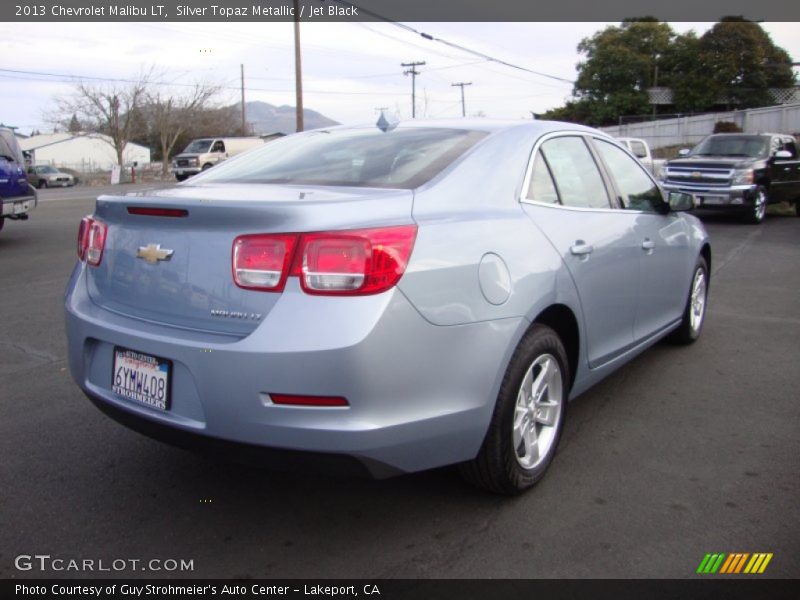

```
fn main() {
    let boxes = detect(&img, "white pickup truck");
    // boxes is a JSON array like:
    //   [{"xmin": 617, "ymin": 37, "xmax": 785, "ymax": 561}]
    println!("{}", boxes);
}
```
[{"xmin": 617, "ymin": 137, "xmax": 666, "ymax": 178}]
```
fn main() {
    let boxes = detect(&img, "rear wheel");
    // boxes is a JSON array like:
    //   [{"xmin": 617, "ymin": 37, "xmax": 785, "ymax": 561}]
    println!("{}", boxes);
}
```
[
  {"xmin": 667, "ymin": 256, "xmax": 708, "ymax": 345},
  {"xmin": 460, "ymin": 324, "xmax": 569, "ymax": 494}
]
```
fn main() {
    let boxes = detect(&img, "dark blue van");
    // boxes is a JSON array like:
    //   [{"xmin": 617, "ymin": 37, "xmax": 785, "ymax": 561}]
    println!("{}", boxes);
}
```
[{"xmin": 0, "ymin": 127, "xmax": 37, "ymax": 233}]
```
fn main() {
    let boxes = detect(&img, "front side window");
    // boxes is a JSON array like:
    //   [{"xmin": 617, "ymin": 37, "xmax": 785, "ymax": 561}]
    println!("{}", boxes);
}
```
[
  {"xmin": 594, "ymin": 139, "xmax": 664, "ymax": 212},
  {"xmin": 212, "ymin": 141, "xmax": 225, "ymax": 153},
  {"xmin": 539, "ymin": 136, "xmax": 610, "ymax": 209},
  {"xmin": 629, "ymin": 141, "xmax": 647, "ymax": 159}
]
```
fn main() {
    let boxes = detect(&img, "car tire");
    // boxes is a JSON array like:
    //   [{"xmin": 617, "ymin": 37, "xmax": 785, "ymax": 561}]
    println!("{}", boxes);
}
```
[
  {"xmin": 39, "ymin": 180, "xmax": 48, "ymax": 189},
  {"xmin": 667, "ymin": 256, "xmax": 709, "ymax": 345},
  {"xmin": 460, "ymin": 324, "xmax": 569, "ymax": 495},
  {"xmin": 175, "ymin": 174, "xmax": 188, "ymax": 182},
  {"xmin": 795, "ymin": 200, "xmax": 800, "ymax": 218},
  {"xmin": 202, "ymin": 163, "xmax": 212, "ymax": 171},
  {"xmin": 0, "ymin": 217, "xmax": 4, "ymax": 232},
  {"xmin": 742, "ymin": 186, "xmax": 767, "ymax": 224}
]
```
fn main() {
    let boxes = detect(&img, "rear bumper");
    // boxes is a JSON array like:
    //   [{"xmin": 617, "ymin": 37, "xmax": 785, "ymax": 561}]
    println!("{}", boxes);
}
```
[
  {"xmin": 1, "ymin": 192, "xmax": 37, "ymax": 217},
  {"xmin": 65, "ymin": 263, "xmax": 523, "ymax": 476}
]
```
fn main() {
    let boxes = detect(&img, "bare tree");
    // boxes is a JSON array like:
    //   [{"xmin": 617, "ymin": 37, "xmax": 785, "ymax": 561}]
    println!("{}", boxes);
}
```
[
  {"xmin": 148, "ymin": 83, "xmax": 221, "ymax": 176},
  {"xmin": 54, "ymin": 69, "xmax": 152, "ymax": 167}
]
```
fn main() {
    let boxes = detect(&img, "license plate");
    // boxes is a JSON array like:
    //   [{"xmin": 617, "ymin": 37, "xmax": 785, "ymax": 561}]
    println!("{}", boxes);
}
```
[
  {"xmin": 13, "ymin": 201, "xmax": 31, "ymax": 215},
  {"xmin": 112, "ymin": 347, "xmax": 171, "ymax": 411},
  {"xmin": 698, "ymin": 195, "xmax": 725, "ymax": 205}
]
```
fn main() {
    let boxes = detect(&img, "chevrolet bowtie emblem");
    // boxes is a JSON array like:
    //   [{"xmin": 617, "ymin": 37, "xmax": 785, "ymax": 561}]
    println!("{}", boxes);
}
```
[{"xmin": 137, "ymin": 244, "xmax": 174, "ymax": 264}]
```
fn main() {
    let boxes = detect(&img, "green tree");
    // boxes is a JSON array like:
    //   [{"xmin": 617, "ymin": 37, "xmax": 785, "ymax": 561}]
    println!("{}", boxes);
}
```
[
  {"xmin": 568, "ymin": 19, "xmax": 675, "ymax": 125},
  {"xmin": 695, "ymin": 17, "xmax": 795, "ymax": 109}
]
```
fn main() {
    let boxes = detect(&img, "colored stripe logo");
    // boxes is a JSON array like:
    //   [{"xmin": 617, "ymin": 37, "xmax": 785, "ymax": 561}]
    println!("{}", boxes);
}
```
[{"xmin": 696, "ymin": 553, "xmax": 773, "ymax": 574}]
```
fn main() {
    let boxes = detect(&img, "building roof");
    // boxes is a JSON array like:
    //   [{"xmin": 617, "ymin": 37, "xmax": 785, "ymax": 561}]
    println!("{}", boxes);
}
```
[{"xmin": 19, "ymin": 132, "xmax": 150, "ymax": 152}]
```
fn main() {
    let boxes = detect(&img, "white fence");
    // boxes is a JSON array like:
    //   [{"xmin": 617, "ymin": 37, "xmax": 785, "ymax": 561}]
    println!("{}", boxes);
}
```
[{"xmin": 601, "ymin": 103, "xmax": 800, "ymax": 149}]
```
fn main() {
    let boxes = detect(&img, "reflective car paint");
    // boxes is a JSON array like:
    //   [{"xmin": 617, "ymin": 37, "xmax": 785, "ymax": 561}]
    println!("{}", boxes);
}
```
[{"xmin": 64, "ymin": 119, "xmax": 710, "ymax": 477}]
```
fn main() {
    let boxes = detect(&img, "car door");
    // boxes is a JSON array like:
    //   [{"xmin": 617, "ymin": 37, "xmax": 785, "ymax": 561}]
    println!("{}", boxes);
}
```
[
  {"xmin": 520, "ymin": 134, "xmax": 637, "ymax": 369},
  {"xmin": 591, "ymin": 137, "xmax": 691, "ymax": 341},
  {"xmin": 770, "ymin": 137, "xmax": 800, "ymax": 203}
]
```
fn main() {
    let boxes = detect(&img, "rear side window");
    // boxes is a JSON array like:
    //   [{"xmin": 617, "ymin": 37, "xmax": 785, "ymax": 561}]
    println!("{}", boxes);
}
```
[
  {"xmin": 525, "ymin": 153, "xmax": 559, "ymax": 204},
  {"xmin": 594, "ymin": 139, "xmax": 664, "ymax": 212},
  {"xmin": 540, "ymin": 136, "xmax": 610, "ymax": 209},
  {"xmin": 194, "ymin": 127, "xmax": 488, "ymax": 190}
]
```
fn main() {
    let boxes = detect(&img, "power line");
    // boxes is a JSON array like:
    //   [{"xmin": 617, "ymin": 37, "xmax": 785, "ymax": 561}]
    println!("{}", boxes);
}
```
[{"xmin": 337, "ymin": 1, "xmax": 574, "ymax": 85}]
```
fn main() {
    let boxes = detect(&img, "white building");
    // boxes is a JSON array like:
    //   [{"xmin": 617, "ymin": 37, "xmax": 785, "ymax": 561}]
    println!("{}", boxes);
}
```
[{"xmin": 19, "ymin": 133, "xmax": 151, "ymax": 171}]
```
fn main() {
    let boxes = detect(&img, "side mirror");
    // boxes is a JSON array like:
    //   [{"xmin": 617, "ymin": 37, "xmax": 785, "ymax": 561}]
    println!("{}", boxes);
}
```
[
  {"xmin": 678, "ymin": 148, "xmax": 691, "ymax": 157},
  {"xmin": 774, "ymin": 150, "xmax": 792, "ymax": 160},
  {"xmin": 668, "ymin": 191, "xmax": 695, "ymax": 212}
]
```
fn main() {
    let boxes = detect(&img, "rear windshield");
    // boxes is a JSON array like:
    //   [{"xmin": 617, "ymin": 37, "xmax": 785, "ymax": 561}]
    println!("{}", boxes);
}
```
[
  {"xmin": 691, "ymin": 135, "xmax": 770, "ymax": 158},
  {"xmin": 192, "ymin": 127, "xmax": 488, "ymax": 189}
]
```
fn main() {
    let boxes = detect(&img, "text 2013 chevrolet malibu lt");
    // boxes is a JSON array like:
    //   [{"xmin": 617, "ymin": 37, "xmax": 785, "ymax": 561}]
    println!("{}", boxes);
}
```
[{"xmin": 65, "ymin": 120, "xmax": 710, "ymax": 494}]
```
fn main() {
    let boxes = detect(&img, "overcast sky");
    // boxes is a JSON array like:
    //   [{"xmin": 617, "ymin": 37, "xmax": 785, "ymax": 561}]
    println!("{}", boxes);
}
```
[{"xmin": 1, "ymin": 21, "xmax": 798, "ymax": 135}]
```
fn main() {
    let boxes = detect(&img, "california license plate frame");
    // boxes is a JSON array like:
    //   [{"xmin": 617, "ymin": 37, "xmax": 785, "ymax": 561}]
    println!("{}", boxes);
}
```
[{"xmin": 112, "ymin": 346, "xmax": 172, "ymax": 411}]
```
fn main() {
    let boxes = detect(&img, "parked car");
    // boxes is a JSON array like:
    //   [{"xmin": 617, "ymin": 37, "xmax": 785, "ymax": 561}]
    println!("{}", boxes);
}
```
[
  {"xmin": 171, "ymin": 137, "xmax": 266, "ymax": 181},
  {"xmin": 65, "ymin": 120, "xmax": 710, "ymax": 494},
  {"xmin": 616, "ymin": 137, "xmax": 666, "ymax": 178},
  {"xmin": 27, "ymin": 165, "xmax": 76, "ymax": 188},
  {"xmin": 661, "ymin": 133, "xmax": 800, "ymax": 223},
  {"xmin": 0, "ymin": 127, "xmax": 37, "ymax": 233}
]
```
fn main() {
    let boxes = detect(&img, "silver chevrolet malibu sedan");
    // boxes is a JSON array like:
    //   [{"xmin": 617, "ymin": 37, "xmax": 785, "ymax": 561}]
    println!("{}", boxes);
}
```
[{"xmin": 65, "ymin": 120, "xmax": 710, "ymax": 494}]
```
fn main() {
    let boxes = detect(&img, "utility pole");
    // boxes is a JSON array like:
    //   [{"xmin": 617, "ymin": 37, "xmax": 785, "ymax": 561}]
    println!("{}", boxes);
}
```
[
  {"xmin": 401, "ymin": 61, "xmax": 425, "ymax": 118},
  {"xmin": 240, "ymin": 64, "xmax": 246, "ymax": 134},
  {"xmin": 293, "ymin": 0, "xmax": 304, "ymax": 132},
  {"xmin": 451, "ymin": 82, "xmax": 472, "ymax": 117}
]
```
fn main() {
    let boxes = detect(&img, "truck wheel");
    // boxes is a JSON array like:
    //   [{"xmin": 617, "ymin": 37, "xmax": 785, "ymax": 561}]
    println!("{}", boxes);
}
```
[
  {"xmin": 459, "ymin": 324, "xmax": 569, "ymax": 494},
  {"xmin": 202, "ymin": 163, "xmax": 212, "ymax": 171},
  {"xmin": 175, "ymin": 174, "xmax": 188, "ymax": 182},
  {"xmin": 743, "ymin": 186, "xmax": 767, "ymax": 224},
  {"xmin": 0, "ymin": 217, "xmax": 4, "ymax": 232}
]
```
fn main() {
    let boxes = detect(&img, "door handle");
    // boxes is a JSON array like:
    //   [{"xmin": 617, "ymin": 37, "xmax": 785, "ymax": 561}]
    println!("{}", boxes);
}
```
[
  {"xmin": 570, "ymin": 241, "xmax": 594, "ymax": 256},
  {"xmin": 642, "ymin": 239, "xmax": 656, "ymax": 251}
]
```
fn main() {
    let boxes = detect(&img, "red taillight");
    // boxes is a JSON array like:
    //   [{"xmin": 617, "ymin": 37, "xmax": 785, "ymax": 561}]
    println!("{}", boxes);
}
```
[
  {"xmin": 232, "ymin": 234, "xmax": 298, "ymax": 291},
  {"xmin": 77, "ymin": 216, "xmax": 91, "ymax": 260},
  {"xmin": 295, "ymin": 225, "xmax": 417, "ymax": 295},
  {"xmin": 269, "ymin": 393, "xmax": 349, "ymax": 407},
  {"xmin": 232, "ymin": 225, "xmax": 417, "ymax": 295},
  {"xmin": 77, "ymin": 216, "xmax": 107, "ymax": 266}
]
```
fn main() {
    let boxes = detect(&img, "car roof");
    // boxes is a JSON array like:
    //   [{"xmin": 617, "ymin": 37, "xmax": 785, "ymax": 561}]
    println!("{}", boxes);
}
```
[{"xmin": 316, "ymin": 118, "xmax": 604, "ymax": 138}]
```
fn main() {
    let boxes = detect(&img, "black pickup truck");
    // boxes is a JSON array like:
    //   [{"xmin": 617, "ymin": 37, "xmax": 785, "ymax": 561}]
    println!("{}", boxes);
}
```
[{"xmin": 661, "ymin": 133, "xmax": 800, "ymax": 224}]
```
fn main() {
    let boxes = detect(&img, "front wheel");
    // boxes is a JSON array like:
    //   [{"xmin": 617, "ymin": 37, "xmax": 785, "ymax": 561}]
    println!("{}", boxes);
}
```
[
  {"xmin": 743, "ymin": 186, "xmax": 767, "ymax": 224},
  {"xmin": 667, "ymin": 256, "xmax": 709, "ymax": 345},
  {"xmin": 460, "ymin": 324, "xmax": 569, "ymax": 494},
  {"xmin": 39, "ymin": 180, "xmax": 48, "ymax": 189}
]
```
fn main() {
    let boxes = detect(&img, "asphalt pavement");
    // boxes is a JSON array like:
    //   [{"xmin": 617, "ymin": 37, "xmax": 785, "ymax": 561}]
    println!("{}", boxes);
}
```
[{"xmin": 1, "ymin": 187, "xmax": 798, "ymax": 579}]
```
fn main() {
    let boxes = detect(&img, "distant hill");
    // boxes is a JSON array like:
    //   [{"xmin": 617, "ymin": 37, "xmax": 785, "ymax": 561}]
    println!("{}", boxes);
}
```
[{"xmin": 233, "ymin": 101, "xmax": 339, "ymax": 135}]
